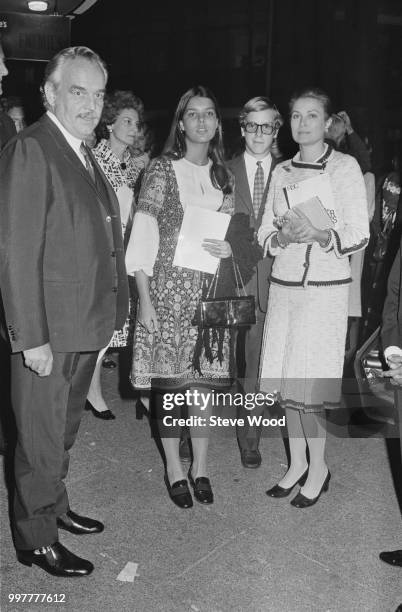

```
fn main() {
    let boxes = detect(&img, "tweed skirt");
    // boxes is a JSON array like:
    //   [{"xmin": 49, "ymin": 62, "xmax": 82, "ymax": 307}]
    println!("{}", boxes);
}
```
[{"xmin": 259, "ymin": 283, "xmax": 349, "ymax": 412}]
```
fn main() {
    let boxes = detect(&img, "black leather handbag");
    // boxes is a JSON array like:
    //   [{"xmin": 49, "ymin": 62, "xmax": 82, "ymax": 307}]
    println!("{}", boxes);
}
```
[{"xmin": 198, "ymin": 257, "xmax": 256, "ymax": 328}]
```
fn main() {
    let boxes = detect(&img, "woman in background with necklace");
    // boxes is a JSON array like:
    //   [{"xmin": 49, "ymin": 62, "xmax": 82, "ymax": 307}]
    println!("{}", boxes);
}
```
[{"xmin": 86, "ymin": 90, "xmax": 149, "ymax": 419}]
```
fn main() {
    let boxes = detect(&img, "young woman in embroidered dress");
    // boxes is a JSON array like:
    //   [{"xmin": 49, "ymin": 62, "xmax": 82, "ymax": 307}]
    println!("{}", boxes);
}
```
[
  {"xmin": 258, "ymin": 87, "xmax": 370, "ymax": 507},
  {"xmin": 125, "ymin": 86, "xmax": 234, "ymax": 508}
]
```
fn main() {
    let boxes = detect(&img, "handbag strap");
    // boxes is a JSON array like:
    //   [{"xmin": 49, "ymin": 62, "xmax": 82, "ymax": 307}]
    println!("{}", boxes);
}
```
[
  {"xmin": 206, "ymin": 263, "xmax": 220, "ymax": 299},
  {"xmin": 205, "ymin": 256, "xmax": 248, "ymax": 299},
  {"xmin": 231, "ymin": 257, "xmax": 247, "ymax": 296}
]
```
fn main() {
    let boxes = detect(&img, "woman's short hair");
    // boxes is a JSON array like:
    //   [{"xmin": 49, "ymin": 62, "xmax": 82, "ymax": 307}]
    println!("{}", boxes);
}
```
[
  {"xmin": 97, "ymin": 90, "xmax": 145, "ymax": 139},
  {"xmin": 238, "ymin": 96, "xmax": 283, "ymax": 129},
  {"xmin": 289, "ymin": 87, "xmax": 332, "ymax": 119},
  {"xmin": 163, "ymin": 85, "xmax": 233, "ymax": 194},
  {"xmin": 41, "ymin": 46, "xmax": 108, "ymax": 110}
]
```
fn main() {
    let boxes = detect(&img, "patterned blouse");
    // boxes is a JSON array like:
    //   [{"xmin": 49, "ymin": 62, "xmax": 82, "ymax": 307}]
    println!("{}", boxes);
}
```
[{"xmin": 93, "ymin": 139, "xmax": 148, "ymax": 232}]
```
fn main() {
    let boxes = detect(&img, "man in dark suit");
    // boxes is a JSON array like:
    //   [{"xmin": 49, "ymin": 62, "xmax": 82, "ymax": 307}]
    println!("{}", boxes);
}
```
[
  {"xmin": 0, "ymin": 46, "xmax": 128, "ymax": 577},
  {"xmin": 228, "ymin": 97, "xmax": 283, "ymax": 468},
  {"xmin": 380, "ymin": 232, "xmax": 402, "ymax": 568},
  {"xmin": 0, "ymin": 37, "xmax": 17, "ymax": 454}
]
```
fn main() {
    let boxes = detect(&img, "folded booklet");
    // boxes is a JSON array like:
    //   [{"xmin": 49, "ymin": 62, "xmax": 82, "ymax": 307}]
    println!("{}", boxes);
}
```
[
  {"xmin": 292, "ymin": 196, "xmax": 334, "ymax": 230},
  {"xmin": 283, "ymin": 173, "xmax": 335, "ymax": 230}
]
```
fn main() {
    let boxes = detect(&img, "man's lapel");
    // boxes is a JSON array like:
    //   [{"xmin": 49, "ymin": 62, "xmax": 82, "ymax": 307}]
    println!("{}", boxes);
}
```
[
  {"xmin": 41, "ymin": 114, "xmax": 114, "ymax": 214},
  {"xmin": 233, "ymin": 155, "xmax": 254, "ymax": 217}
]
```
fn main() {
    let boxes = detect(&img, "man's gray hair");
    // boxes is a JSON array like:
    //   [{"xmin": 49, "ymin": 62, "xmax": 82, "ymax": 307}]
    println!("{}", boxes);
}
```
[{"xmin": 41, "ymin": 46, "xmax": 108, "ymax": 110}]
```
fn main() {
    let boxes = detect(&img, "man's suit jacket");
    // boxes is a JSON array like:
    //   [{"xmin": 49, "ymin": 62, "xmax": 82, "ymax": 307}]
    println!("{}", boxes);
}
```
[
  {"xmin": 0, "ymin": 111, "xmax": 16, "ymax": 151},
  {"xmin": 228, "ymin": 154, "xmax": 276, "ymax": 312},
  {"xmin": 0, "ymin": 114, "xmax": 129, "ymax": 354},
  {"xmin": 0, "ymin": 111, "xmax": 17, "ymax": 341}
]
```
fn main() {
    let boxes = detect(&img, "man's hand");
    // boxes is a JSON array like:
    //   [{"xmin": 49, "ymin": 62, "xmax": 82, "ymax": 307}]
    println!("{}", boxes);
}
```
[{"xmin": 23, "ymin": 343, "xmax": 53, "ymax": 377}]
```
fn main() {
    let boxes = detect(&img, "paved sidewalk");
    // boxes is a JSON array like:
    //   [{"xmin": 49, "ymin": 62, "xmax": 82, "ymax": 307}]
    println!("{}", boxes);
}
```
[{"xmin": 1, "ymin": 363, "xmax": 401, "ymax": 612}]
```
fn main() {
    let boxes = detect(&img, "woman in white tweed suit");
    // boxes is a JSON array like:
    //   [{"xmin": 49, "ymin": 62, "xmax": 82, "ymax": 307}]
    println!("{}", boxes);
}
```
[{"xmin": 258, "ymin": 87, "xmax": 369, "ymax": 508}]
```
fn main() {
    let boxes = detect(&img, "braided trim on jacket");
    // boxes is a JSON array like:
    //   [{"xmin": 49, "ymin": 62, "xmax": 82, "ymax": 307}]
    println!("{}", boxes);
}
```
[
  {"xmin": 331, "ymin": 229, "xmax": 369, "ymax": 255},
  {"xmin": 270, "ymin": 277, "xmax": 352, "ymax": 287}
]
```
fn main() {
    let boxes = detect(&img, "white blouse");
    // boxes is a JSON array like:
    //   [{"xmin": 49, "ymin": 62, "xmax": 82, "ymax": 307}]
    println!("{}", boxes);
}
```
[{"xmin": 126, "ymin": 158, "xmax": 223, "ymax": 276}]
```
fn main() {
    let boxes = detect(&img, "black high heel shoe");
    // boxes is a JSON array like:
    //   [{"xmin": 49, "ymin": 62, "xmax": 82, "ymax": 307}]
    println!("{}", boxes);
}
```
[
  {"xmin": 188, "ymin": 469, "xmax": 214, "ymax": 504},
  {"xmin": 85, "ymin": 400, "xmax": 115, "ymax": 421},
  {"xmin": 290, "ymin": 470, "xmax": 331, "ymax": 508},
  {"xmin": 164, "ymin": 474, "xmax": 193, "ymax": 509},
  {"xmin": 266, "ymin": 468, "xmax": 308, "ymax": 498}
]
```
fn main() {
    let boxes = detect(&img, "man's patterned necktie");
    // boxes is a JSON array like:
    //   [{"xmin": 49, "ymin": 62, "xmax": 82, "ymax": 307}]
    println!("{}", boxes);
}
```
[
  {"xmin": 80, "ymin": 142, "xmax": 96, "ymax": 183},
  {"xmin": 252, "ymin": 160, "xmax": 264, "ymax": 218}
]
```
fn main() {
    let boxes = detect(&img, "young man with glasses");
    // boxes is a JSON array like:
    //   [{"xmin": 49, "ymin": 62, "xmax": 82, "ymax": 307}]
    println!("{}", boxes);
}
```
[{"xmin": 228, "ymin": 96, "xmax": 283, "ymax": 468}]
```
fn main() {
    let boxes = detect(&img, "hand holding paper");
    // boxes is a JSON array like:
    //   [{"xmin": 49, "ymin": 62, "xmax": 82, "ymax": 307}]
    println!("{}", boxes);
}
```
[
  {"xmin": 202, "ymin": 239, "xmax": 232, "ymax": 259},
  {"xmin": 173, "ymin": 205, "xmax": 231, "ymax": 273}
]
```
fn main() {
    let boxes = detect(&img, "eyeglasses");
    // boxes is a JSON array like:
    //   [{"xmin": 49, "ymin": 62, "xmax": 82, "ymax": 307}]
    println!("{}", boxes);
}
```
[{"xmin": 243, "ymin": 122, "xmax": 276, "ymax": 135}]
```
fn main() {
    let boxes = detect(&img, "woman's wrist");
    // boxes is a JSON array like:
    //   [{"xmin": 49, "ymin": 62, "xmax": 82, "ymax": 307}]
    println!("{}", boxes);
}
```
[
  {"xmin": 139, "ymin": 296, "xmax": 152, "ymax": 308},
  {"xmin": 276, "ymin": 230, "xmax": 289, "ymax": 249},
  {"xmin": 317, "ymin": 229, "xmax": 331, "ymax": 248}
]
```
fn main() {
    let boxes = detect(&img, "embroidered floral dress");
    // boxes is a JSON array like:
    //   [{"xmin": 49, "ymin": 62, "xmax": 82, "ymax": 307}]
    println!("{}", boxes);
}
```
[
  {"xmin": 93, "ymin": 139, "xmax": 148, "ymax": 347},
  {"xmin": 126, "ymin": 156, "xmax": 234, "ymax": 390}
]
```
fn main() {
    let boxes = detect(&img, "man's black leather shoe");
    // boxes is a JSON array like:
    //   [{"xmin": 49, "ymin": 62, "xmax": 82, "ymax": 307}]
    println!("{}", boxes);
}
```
[
  {"xmin": 240, "ymin": 448, "xmax": 261, "ymax": 468},
  {"xmin": 17, "ymin": 541, "xmax": 94, "ymax": 577},
  {"xmin": 57, "ymin": 510, "xmax": 104, "ymax": 535},
  {"xmin": 379, "ymin": 549, "xmax": 402, "ymax": 567}
]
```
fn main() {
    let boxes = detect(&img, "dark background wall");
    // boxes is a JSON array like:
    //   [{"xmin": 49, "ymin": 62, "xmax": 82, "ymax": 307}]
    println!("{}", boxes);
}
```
[{"xmin": 3, "ymin": 0, "xmax": 402, "ymax": 170}]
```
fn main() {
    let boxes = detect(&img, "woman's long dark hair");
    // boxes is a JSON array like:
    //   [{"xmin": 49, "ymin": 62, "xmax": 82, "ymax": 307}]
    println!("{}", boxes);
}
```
[{"xmin": 163, "ymin": 85, "xmax": 233, "ymax": 194}]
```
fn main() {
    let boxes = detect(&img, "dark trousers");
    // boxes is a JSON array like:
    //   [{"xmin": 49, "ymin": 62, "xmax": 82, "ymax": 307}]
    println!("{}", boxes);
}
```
[
  {"xmin": 0, "ymin": 337, "xmax": 12, "ymax": 452},
  {"xmin": 11, "ymin": 350, "xmax": 98, "ymax": 550},
  {"xmin": 236, "ymin": 305, "xmax": 266, "ymax": 451}
]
